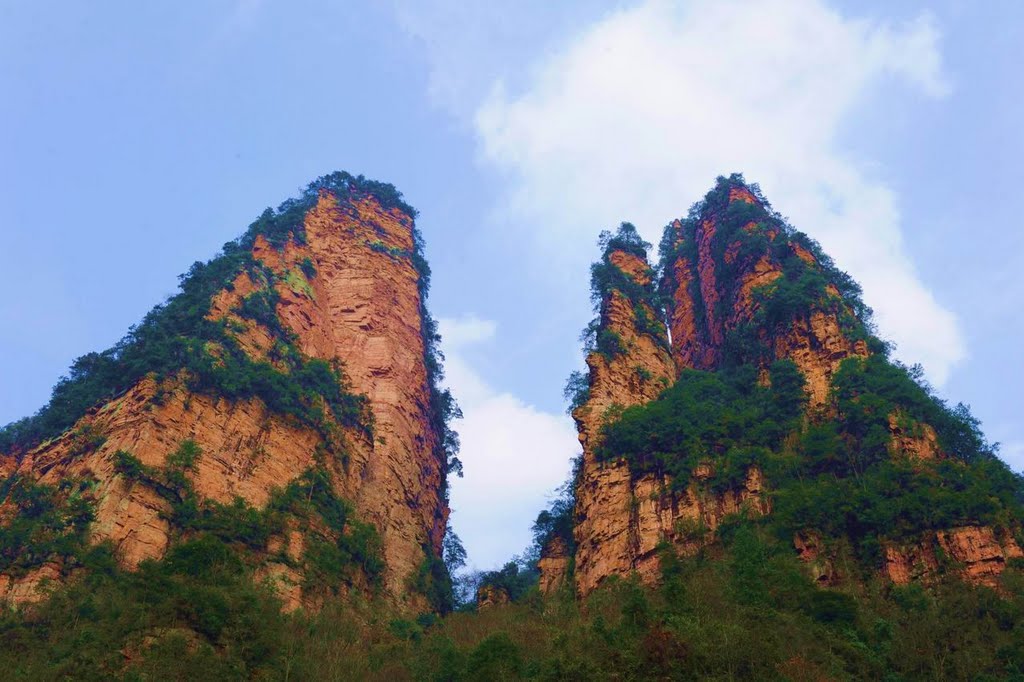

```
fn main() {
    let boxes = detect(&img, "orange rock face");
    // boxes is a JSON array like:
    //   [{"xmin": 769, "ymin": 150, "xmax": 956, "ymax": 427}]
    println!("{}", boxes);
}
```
[
  {"xmin": 664, "ymin": 188, "xmax": 866, "ymax": 405},
  {"xmin": 564, "ymin": 246, "xmax": 769, "ymax": 597},
  {"xmin": 0, "ymin": 561, "xmax": 64, "ymax": 607},
  {"xmin": 569, "ymin": 249, "xmax": 677, "ymax": 596},
  {"xmin": 536, "ymin": 536, "xmax": 571, "ymax": 593},
  {"xmin": 884, "ymin": 526, "xmax": 1022, "ymax": 587},
  {"xmin": 629, "ymin": 467, "xmax": 768, "ymax": 584},
  {"xmin": 1, "ymin": 189, "xmax": 448, "ymax": 610},
  {"xmin": 276, "ymin": 193, "xmax": 448, "ymax": 600},
  {"xmin": 569, "ymin": 180, "xmax": 1020, "ymax": 597}
]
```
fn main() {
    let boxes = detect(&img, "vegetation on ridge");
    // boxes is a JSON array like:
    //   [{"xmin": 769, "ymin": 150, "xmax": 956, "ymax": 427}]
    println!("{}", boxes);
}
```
[
  {"xmin": 659, "ymin": 173, "xmax": 877, "ymax": 366},
  {"xmin": 0, "ymin": 169, "xmax": 464, "ymax": 616},
  {"xmin": 0, "ymin": 172, "xmax": 409, "ymax": 454},
  {"xmin": 579, "ymin": 223, "xmax": 668, "ymax": 362},
  {"xmin": 591, "ymin": 174, "xmax": 1024, "ymax": 571}
]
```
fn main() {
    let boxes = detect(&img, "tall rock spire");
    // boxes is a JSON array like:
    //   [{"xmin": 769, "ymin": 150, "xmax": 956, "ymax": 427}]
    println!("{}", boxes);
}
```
[
  {"xmin": 0, "ymin": 173, "xmax": 456, "ymax": 611},
  {"xmin": 661, "ymin": 176, "xmax": 869, "ymax": 404},
  {"xmin": 565, "ymin": 224, "xmax": 676, "ymax": 595},
  {"xmin": 559, "ymin": 175, "xmax": 1022, "ymax": 597}
]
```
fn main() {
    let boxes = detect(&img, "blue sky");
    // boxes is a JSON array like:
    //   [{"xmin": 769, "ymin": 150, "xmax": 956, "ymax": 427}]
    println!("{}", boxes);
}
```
[{"xmin": 1, "ymin": 0, "xmax": 1022, "ymax": 571}]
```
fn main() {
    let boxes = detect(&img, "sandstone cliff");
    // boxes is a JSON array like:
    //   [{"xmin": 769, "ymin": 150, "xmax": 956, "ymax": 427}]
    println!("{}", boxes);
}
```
[
  {"xmin": 0, "ymin": 173, "xmax": 453, "ymax": 610},
  {"xmin": 569, "ymin": 238, "xmax": 676, "ymax": 595},
  {"xmin": 559, "ymin": 176, "xmax": 1022, "ymax": 597},
  {"xmin": 556, "ymin": 226, "xmax": 771, "ymax": 597},
  {"xmin": 661, "ymin": 183, "xmax": 867, "ymax": 406}
]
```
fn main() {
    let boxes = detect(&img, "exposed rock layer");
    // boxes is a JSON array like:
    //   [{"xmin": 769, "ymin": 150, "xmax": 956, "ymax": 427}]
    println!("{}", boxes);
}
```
[
  {"xmin": 557, "ymin": 246, "xmax": 770, "ymax": 597},
  {"xmin": 1, "ymin": 190, "xmax": 447, "ymax": 609},
  {"xmin": 884, "ymin": 526, "xmax": 1023, "ymax": 587},
  {"xmin": 562, "ymin": 181, "xmax": 1018, "ymax": 596},
  {"xmin": 663, "ymin": 188, "xmax": 867, "ymax": 406}
]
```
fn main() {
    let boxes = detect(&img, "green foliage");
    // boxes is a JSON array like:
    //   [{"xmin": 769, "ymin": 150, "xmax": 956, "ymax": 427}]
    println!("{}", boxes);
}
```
[
  {"xmin": 577, "ymin": 222, "xmax": 668, "ymax": 366},
  {"xmin": 477, "ymin": 561, "xmax": 540, "ymax": 605},
  {"xmin": 113, "ymin": 449, "xmax": 147, "ymax": 480},
  {"xmin": 530, "ymin": 457, "xmax": 579, "ymax": 561},
  {"xmin": 111, "ymin": 440, "xmax": 385, "ymax": 593},
  {"xmin": 415, "ymin": 546, "xmax": 457, "ymax": 614},
  {"xmin": 597, "ymin": 360, "xmax": 806, "ymax": 491},
  {"xmin": 2, "ymin": 517, "xmax": 1024, "ymax": 679},
  {"xmin": 467, "ymin": 632, "xmax": 523, "ymax": 679},
  {"xmin": 599, "ymin": 347, "xmax": 1023, "ymax": 566},
  {"xmin": 595, "ymin": 329, "xmax": 625, "ymax": 359},
  {"xmin": 0, "ymin": 536, "xmax": 288, "ymax": 679},
  {"xmin": 0, "ymin": 476, "xmax": 94, "ymax": 576},
  {"xmin": 562, "ymin": 370, "xmax": 590, "ymax": 416},
  {"xmin": 366, "ymin": 239, "xmax": 410, "ymax": 259}
]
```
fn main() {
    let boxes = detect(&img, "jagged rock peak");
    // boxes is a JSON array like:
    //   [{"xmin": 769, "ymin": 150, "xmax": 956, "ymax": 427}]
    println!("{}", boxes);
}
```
[
  {"xmin": 556, "ymin": 174, "xmax": 1023, "ymax": 598},
  {"xmin": 659, "ymin": 173, "xmax": 873, "ymax": 404}
]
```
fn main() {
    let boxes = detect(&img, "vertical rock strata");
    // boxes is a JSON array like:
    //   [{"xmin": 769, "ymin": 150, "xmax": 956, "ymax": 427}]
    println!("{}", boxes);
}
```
[
  {"xmin": 276, "ymin": 192, "xmax": 448, "ymax": 595},
  {"xmin": 563, "ymin": 177, "xmax": 1021, "ymax": 596},
  {"xmin": 0, "ymin": 180, "xmax": 448, "ymax": 609},
  {"xmin": 561, "ymin": 240, "xmax": 771, "ymax": 596},
  {"xmin": 663, "ymin": 185, "xmax": 867, "ymax": 406},
  {"xmin": 570, "ymin": 247, "xmax": 676, "ymax": 595}
]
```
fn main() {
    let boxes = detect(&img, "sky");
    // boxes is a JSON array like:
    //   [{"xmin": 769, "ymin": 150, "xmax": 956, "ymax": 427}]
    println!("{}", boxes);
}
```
[{"xmin": 1, "ymin": 0, "xmax": 1022, "ymax": 572}]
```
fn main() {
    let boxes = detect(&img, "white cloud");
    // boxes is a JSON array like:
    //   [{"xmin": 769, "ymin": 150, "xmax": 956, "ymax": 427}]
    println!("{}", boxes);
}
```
[
  {"xmin": 440, "ymin": 316, "xmax": 580, "ymax": 570},
  {"xmin": 474, "ymin": 0, "xmax": 965, "ymax": 384}
]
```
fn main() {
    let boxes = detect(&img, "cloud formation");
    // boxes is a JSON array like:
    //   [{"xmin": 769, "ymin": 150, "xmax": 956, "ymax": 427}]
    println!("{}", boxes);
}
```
[
  {"xmin": 440, "ymin": 316, "xmax": 579, "ymax": 569},
  {"xmin": 475, "ymin": 0, "xmax": 964, "ymax": 383}
]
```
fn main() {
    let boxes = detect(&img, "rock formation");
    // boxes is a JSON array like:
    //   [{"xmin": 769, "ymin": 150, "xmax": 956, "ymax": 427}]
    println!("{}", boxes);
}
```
[
  {"xmin": 476, "ymin": 583, "xmax": 511, "ymax": 610},
  {"xmin": 569, "ymin": 237, "xmax": 677, "ymax": 595},
  {"xmin": 0, "ymin": 173, "xmax": 453, "ymax": 610},
  {"xmin": 556, "ymin": 224, "xmax": 771, "ymax": 597},
  {"xmin": 552, "ymin": 175, "xmax": 1023, "ymax": 597},
  {"xmin": 661, "ymin": 184, "xmax": 867, "ymax": 406}
]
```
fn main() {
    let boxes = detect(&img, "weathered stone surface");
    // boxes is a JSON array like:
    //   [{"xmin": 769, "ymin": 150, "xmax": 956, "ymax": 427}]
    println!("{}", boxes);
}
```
[
  {"xmin": 570, "ymin": 249, "xmax": 677, "ymax": 597},
  {"xmin": 537, "ymin": 536, "xmax": 571, "ymax": 594},
  {"xmin": 793, "ymin": 531, "xmax": 837, "ymax": 586},
  {"xmin": 664, "ymin": 188, "xmax": 867, "ymax": 405},
  {"xmin": 1, "ymin": 190, "xmax": 446, "ymax": 610},
  {"xmin": 888, "ymin": 411, "xmax": 940, "ymax": 461},
  {"xmin": 0, "ymin": 561, "xmax": 63, "ymax": 607},
  {"xmin": 884, "ymin": 526, "xmax": 1022, "ymax": 587},
  {"xmin": 572, "ymin": 181, "xmax": 1008, "ymax": 596},
  {"xmin": 566, "ymin": 246, "xmax": 769, "ymax": 596}
]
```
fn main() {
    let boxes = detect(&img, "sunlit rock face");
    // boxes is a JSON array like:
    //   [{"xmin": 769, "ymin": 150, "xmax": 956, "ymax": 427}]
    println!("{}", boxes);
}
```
[
  {"xmin": 663, "ymin": 184, "xmax": 867, "ymax": 407},
  {"xmin": 0, "ymin": 179, "xmax": 448, "ymax": 611},
  {"xmin": 562, "ymin": 177, "xmax": 1020, "ymax": 596},
  {"xmin": 561, "ymin": 238, "xmax": 770, "ymax": 598}
]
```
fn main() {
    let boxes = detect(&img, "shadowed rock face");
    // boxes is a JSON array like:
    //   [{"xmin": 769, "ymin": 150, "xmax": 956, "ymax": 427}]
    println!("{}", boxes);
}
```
[
  {"xmin": 537, "ymin": 536, "xmax": 571, "ymax": 594},
  {"xmin": 0, "ymin": 187, "xmax": 448, "ymax": 611},
  {"xmin": 476, "ymin": 584, "xmax": 511, "ymax": 610}
]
